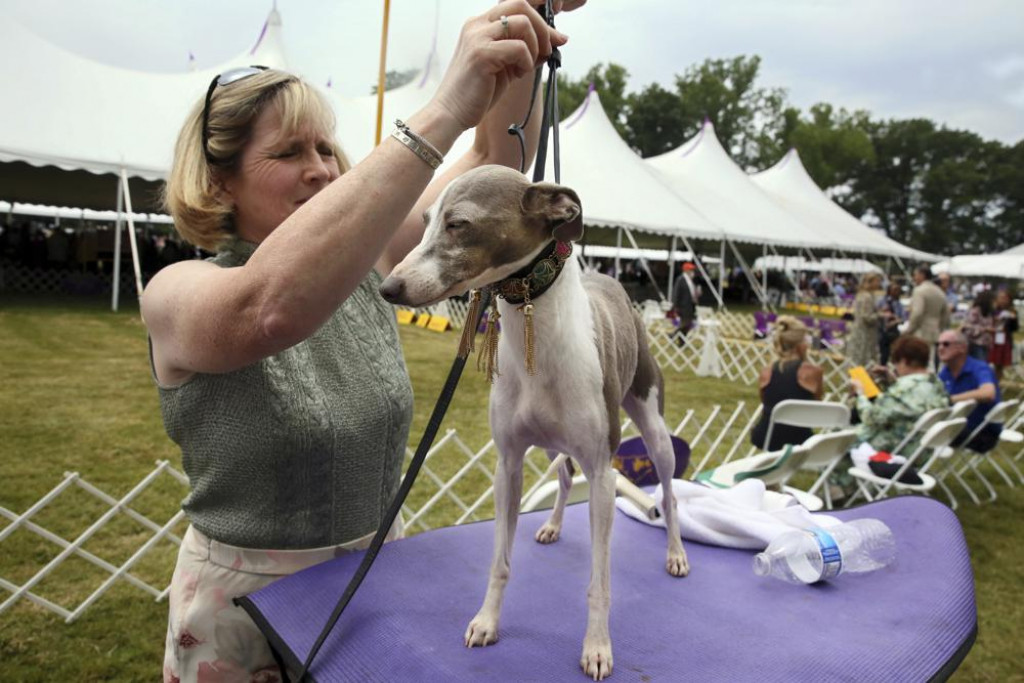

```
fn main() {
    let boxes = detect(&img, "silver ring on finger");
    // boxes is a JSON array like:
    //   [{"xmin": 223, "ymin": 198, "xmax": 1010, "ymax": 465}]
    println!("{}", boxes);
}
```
[{"xmin": 500, "ymin": 14, "xmax": 510, "ymax": 39}]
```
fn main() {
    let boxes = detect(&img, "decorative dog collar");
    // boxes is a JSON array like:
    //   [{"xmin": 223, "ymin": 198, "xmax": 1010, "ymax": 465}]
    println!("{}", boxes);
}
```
[
  {"xmin": 473, "ymin": 240, "xmax": 573, "ymax": 381},
  {"xmin": 490, "ymin": 240, "xmax": 573, "ymax": 305}
]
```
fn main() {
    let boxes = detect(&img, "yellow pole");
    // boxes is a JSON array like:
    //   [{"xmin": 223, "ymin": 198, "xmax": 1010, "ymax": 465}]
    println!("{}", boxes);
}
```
[{"xmin": 374, "ymin": 0, "xmax": 392, "ymax": 146}]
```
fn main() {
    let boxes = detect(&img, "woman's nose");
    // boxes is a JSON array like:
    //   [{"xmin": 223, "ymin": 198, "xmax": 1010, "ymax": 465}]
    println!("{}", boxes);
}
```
[{"xmin": 303, "ymin": 150, "xmax": 334, "ymax": 183}]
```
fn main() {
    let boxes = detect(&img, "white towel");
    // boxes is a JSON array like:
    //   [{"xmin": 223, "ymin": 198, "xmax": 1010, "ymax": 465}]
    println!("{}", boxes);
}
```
[{"xmin": 615, "ymin": 479, "xmax": 841, "ymax": 550}]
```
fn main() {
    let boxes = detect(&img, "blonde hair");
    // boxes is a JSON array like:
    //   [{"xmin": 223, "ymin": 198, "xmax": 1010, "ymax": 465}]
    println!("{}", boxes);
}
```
[
  {"xmin": 858, "ymin": 273, "xmax": 882, "ymax": 293},
  {"xmin": 773, "ymin": 315, "xmax": 809, "ymax": 359},
  {"xmin": 163, "ymin": 69, "xmax": 351, "ymax": 251}
]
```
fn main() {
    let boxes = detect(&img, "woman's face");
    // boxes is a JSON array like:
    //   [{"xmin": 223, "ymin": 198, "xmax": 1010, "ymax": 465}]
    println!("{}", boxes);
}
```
[
  {"xmin": 996, "ymin": 290, "xmax": 1011, "ymax": 308},
  {"xmin": 221, "ymin": 103, "xmax": 341, "ymax": 243}
]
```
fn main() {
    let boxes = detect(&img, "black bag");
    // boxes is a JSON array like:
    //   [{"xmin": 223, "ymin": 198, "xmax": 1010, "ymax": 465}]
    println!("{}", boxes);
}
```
[{"xmin": 868, "ymin": 460, "xmax": 923, "ymax": 485}]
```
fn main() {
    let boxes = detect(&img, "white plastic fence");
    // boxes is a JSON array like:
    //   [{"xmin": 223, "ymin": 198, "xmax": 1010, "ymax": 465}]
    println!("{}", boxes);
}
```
[{"xmin": 2, "ymin": 401, "xmax": 771, "ymax": 622}]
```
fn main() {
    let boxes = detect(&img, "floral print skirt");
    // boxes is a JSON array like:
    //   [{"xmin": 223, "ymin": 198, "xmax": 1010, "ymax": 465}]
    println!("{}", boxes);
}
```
[{"xmin": 163, "ymin": 522, "xmax": 402, "ymax": 683}]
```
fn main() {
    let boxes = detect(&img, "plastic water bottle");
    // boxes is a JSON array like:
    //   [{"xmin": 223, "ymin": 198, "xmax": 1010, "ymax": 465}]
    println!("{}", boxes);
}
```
[{"xmin": 752, "ymin": 519, "xmax": 897, "ymax": 584}]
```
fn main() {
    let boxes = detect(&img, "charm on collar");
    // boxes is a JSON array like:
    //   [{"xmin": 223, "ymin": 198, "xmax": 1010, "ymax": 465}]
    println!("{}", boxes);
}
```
[{"xmin": 475, "ymin": 240, "xmax": 572, "ymax": 381}]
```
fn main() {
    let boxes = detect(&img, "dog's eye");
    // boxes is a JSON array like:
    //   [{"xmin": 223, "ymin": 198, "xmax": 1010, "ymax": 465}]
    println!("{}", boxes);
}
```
[{"xmin": 445, "ymin": 220, "xmax": 467, "ymax": 231}]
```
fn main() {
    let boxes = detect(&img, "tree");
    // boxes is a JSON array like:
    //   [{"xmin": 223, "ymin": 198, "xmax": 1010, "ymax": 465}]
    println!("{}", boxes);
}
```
[
  {"xmin": 622, "ymin": 83, "xmax": 687, "ymax": 157},
  {"xmin": 785, "ymin": 104, "xmax": 875, "ymax": 192},
  {"xmin": 672, "ymin": 56, "xmax": 789, "ymax": 169}
]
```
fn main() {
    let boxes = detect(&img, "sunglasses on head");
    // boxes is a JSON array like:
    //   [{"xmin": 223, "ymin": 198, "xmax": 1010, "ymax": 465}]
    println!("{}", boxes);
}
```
[{"xmin": 201, "ymin": 65, "xmax": 269, "ymax": 163}]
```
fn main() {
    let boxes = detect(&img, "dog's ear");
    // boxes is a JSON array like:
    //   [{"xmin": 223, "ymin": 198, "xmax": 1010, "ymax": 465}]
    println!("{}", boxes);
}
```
[{"xmin": 522, "ymin": 182, "xmax": 584, "ymax": 243}]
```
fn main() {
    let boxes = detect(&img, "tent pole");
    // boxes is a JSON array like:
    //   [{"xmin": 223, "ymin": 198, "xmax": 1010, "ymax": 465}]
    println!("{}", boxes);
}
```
[
  {"xmin": 667, "ymin": 236, "xmax": 676, "ymax": 298},
  {"xmin": 622, "ymin": 227, "xmax": 665, "ymax": 301},
  {"xmin": 119, "ymin": 170, "xmax": 145, "ymax": 304},
  {"xmin": 726, "ymin": 239, "xmax": 770, "ymax": 311},
  {"xmin": 761, "ymin": 243, "xmax": 768, "ymax": 307},
  {"xmin": 112, "ymin": 180, "xmax": 124, "ymax": 312},
  {"xmin": 680, "ymin": 234, "xmax": 724, "ymax": 309},
  {"xmin": 769, "ymin": 244, "xmax": 801, "ymax": 300},
  {"xmin": 373, "ymin": 0, "xmax": 392, "ymax": 146},
  {"xmin": 718, "ymin": 239, "xmax": 726, "ymax": 308},
  {"xmin": 615, "ymin": 227, "xmax": 622, "ymax": 280}
]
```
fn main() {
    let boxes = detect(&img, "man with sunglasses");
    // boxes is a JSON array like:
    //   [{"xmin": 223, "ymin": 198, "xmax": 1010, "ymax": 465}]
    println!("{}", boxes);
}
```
[{"xmin": 937, "ymin": 331, "xmax": 1002, "ymax": 451}]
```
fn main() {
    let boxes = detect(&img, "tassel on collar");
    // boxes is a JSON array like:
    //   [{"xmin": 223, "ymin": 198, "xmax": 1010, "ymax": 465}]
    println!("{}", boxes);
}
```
[{"xmin": 474, "ymin": 240, "xmax": 572, "ymax": 381}]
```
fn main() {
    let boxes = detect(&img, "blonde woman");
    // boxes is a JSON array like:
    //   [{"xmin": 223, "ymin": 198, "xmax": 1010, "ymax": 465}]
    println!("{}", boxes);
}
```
[
  {"xmin": 846, "ymin": 272, "xmax": 882, "ymax": 366},
  {"xmin": 751, "ymin": 316, "xmax": 824, "ymax": 451},
  {"xmin": 145, "ymin": 4, "xmax": 585, "ymax": 681}
]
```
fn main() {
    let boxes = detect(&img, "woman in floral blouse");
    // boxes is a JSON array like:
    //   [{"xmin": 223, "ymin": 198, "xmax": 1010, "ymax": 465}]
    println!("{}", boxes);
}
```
[{"xmin": 850, "ymin": 335, "xmax": 949, "ymax": 454}]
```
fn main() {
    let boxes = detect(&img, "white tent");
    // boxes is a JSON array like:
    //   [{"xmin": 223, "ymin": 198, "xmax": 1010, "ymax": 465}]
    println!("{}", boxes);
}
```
[
  {"xmin": 753, "ymin": 255, "xmax": 882, "ymax": 274},
  {"xmin": 646, "ymin": 121, "xmax": 835, "ymax": 250},
  {"xmin": 749, "ymin": 150, "xmax": 938, "ymax": 261},
  {"xmin": 932, "ymin": 255, "xmax": 1024, "ymax": 280},
  {"xmin": 0, "ymin": 11, "xmax": 289, "ymax": 186},
  {"xmin": 1002, "ymin": 243, "xmax": 1024, "ymax": 256},
  {"xmin": 1, "ymin": 200, "xmax": 173, "ymax": 225},
  {"xmin": 533, "ymin": 90, "xmax": 721, "ymax": 239}
]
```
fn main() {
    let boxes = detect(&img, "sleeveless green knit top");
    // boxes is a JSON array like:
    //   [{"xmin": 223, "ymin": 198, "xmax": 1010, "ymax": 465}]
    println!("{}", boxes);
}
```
[{"xmin": 154, "ymin": 239, "xmax": 414, "ymax": 549}]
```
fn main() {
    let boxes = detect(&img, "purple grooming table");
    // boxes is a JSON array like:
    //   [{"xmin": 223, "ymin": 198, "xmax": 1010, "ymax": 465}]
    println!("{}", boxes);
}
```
[{"xmin": 238, "ymin": 496, "xmax": 975, "ymax": 682}]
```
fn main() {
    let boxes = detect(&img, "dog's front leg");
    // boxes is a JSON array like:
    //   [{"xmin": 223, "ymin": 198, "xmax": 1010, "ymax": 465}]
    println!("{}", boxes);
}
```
[
  {"xmin": 465, "ymin": 446, "xmax": 525, "ymax": 647},
  {"xmin": 581, "ymin": 465, "xmax": 616, "ymax": 680},
  {"xmin": 536, "ymin": 450, "xmax": 573, "ymax": 544}
]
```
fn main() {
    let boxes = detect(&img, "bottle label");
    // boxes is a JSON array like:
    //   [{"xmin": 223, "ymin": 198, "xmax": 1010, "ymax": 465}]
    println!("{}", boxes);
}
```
[{"xmin": 810, "ymin": 528, "xmax": 843, "ymax": 581}]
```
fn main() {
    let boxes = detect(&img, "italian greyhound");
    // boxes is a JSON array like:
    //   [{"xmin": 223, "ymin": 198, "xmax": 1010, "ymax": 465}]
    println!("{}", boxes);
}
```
[{"xmin": 380, "ymin": 165, "xmax": 688, "ymax": 680}]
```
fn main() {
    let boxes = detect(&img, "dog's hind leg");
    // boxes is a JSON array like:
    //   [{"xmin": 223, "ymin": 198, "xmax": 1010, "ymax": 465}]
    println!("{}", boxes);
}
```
[
  {"xmin": 535, "ymin": 450, "xmax": 573, "ymax": 544},
  {"xmin": 623, "ymin": 392, "xmax": 689, "ymax": 577},
  {"xmin": 580, "ymin": 463, "xmax": 616, "ymax": 680},
  {"xmin": 465, "ymin": 445, "xmax": 525, "ymax": 648}
]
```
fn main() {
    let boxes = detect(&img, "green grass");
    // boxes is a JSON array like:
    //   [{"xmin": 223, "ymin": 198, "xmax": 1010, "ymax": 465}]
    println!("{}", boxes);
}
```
[{"xmin": 1, "ymin": 296, "xmax": 1022, "ymax": 681}]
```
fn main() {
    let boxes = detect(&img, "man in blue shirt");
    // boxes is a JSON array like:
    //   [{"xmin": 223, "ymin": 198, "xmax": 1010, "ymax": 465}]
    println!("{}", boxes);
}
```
[{"xmin": 937, "ymin": 330, "xmax": 1002, "ymax": 452}]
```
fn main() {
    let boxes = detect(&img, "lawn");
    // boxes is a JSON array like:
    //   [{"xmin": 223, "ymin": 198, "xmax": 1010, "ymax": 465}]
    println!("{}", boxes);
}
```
[{"xmin": 0, "ymin": 296, "xmax": 1021, "ymax": 681}]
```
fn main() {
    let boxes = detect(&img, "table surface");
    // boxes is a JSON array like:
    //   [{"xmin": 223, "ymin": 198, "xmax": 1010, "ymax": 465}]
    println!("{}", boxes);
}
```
[{"xmin": 241, "ymin": 495, "xmax": 976, "ymax": 683}]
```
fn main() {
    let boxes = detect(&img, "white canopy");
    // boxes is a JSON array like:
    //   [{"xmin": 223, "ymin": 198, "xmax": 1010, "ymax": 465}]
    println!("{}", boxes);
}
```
[
  {"xmin": 753, "ymin": 255, "xmax": 882, "ymax": 274},
  {"xmin": 749, "ymin": 150, "xmax": 938, "ymax": 261},
  {"xmin": 581, "ymin": 245, "xmax": 720, "ymax": 263},
  {"xmin": 1002, "ymin": 243, "xmax": 1024, "ymax": 256},
  {"xmin": 0, "ymin": 200, "xmax": 173, "ymax": 224},
  {"xmin": 533, "ymin": 90, "xmax": 721, "ymax": 239},
  {"xmin": 0, "ymin": 11, "xmax": 289, "ymax": 183},
  {"xmin": 932, "ymin": 254, "xmax": 1024, "ymax": 280},
  {"xmin": 646, "ymin": 121, "xmax": 835, "ymax": 249}
]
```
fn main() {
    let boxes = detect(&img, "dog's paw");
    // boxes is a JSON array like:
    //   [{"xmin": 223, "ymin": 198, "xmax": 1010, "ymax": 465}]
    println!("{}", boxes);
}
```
[
  {"xmin": 534, "ymin": 522, "xmax": 561, "ymax": 544},
  {"xmin": 464, "ymin": 614, "xmax": 500, "ymax": 648},
  {"xmin": 667, "ymin": 548, "xmax": 690, "ymax": 577},
  {"xmin": 580, "ymin": 638, "xmax": 613, "ymax": 680}
]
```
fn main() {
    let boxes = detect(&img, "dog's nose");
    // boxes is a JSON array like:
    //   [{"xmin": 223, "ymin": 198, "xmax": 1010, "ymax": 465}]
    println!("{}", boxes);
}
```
[{"xmin": 379, "ymin": 276, "xmax": 406, "ymax": 304}]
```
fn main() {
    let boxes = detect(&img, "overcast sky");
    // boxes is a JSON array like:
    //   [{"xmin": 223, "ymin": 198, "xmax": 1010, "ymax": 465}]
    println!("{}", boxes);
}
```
[{"xmin": 7, "ymin": 0, "xmax": 1024, "ymax": 146}]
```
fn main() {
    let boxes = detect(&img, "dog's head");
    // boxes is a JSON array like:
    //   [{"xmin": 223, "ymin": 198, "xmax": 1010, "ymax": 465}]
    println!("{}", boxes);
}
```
[{"xmin": 379, "ymin": 165, "xmax": 582, "ymax": 307}]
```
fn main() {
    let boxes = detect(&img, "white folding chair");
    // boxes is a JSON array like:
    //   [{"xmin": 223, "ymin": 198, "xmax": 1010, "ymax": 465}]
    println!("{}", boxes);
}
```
[
  {"xmin": 694, "ymin": 443, "xmax": 823, "ymax": 510},
  {"xmin": 761, "ymin": 399, "xmax": 851, "ymax": 451},
  {"xmin": 938, "ymin": 399, "xmax": 1021, "ymax": 505},
  {"xmin": 780, "ymin": 430, "xmax": 859, "ymax": 509},
  {"xmin": 888, "ymin": 406, "xmax": 952, "ymax": 458},
  {"xmin": 996, "ymin": 402, "xmax": 1024, "ymax": 484},
  {"xmin": 846, "ymin": 418, "xmax": 967, "ymax": 507},
  {"xmin": 948, "ymin": 399, "xmax": 977, "ymax": 420}
]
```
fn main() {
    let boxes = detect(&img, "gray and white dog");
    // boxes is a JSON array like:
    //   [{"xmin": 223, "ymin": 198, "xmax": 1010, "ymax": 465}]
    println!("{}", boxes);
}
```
[{"xmin": 380, "ymin": 165, "xmax": 688, "ymax": 680}]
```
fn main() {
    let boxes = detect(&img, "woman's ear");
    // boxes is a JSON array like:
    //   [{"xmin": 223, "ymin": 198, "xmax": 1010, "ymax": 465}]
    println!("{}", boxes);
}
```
[{"xmin": 522, "ymin": 182, "xmax": 584, "ymax": 242}]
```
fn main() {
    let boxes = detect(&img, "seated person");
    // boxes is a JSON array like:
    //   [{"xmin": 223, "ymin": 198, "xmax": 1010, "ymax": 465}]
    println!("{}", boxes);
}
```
[
  {"xmin": 849, "ymin": 335, "xmax": 949, "ymax": 455},
  {"xmin": 751, "ymin": 316, "xmax": 824, "ymax": 452},
  {"xmin": 937, "ymin": 330, "xmax": 1002, "ymax": 452}
]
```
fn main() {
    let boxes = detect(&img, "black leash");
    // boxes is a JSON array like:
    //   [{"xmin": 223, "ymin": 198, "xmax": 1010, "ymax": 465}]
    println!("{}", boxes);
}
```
[{"xmin": 291, "ymin": 4, "xmax": 562, "ymax": 680}]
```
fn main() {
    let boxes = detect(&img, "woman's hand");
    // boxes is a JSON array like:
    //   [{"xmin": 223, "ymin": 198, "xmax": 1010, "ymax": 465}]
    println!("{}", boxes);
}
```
[
  {"xmin": 430, "ymin": 1, "xmax": 569, "ymax": 132},
  {"xmin": 849, "ymin": 379, "xmax": 864, "ymax": 397}
]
